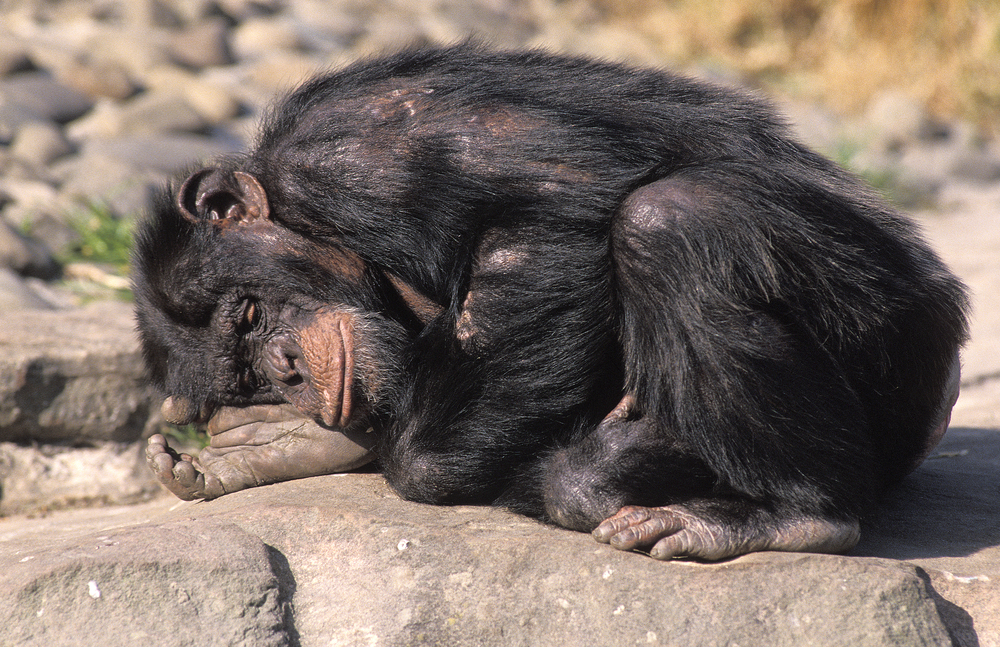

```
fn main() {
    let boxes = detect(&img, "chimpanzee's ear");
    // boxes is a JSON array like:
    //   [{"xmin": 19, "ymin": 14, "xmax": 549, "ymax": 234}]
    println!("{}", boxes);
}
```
[{"xmin": 176, "ymin": 169, "xmax": 271, "ymax": 224}]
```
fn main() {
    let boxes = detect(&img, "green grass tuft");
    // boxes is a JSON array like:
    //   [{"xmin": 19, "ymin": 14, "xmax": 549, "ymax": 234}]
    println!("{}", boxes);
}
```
[{"xmin": 61, "ymin": 200, "xmax": 134, "ymax": 272}]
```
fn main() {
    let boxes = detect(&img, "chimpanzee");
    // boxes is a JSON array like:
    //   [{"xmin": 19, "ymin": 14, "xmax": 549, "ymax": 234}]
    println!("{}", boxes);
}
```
[{"xmin": 133, "ymin": 43, "xmax": 968, "ymax": 561}]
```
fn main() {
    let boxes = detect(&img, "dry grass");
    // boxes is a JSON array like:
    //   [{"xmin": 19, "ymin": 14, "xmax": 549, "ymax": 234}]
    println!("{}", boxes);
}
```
[{"xmin": 595, "ymin": 0, "xmax": 1000, "ymax": 131}]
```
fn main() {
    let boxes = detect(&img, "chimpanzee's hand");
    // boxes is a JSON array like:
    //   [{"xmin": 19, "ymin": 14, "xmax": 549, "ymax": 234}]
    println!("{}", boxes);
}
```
[{"xmin": 146, "ymin": 403, "xmax": 376, "ymax": 500}]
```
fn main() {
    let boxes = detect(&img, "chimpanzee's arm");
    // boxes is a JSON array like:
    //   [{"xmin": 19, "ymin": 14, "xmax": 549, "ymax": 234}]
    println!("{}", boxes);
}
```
[{"xmin": 379, "ymin": 225, "xmax": 621, "ymax": 507}]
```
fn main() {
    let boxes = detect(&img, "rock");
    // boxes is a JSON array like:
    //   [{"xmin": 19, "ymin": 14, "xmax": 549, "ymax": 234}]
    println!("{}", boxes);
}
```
[
  {"xmin": 230, "ymin": 15, "xmax": 304, "ymax": 61},
  {"xmin": 167, "ymin": 18, "xmax": 235, "ymax": 70},
  {"xmin": 215, "ymin": 0, "xmax": 283, "ymax": 22},
  {"xmin": 53, "ymin": 152, "xmax": 161, "ymax": 218},
  {"xmin": 0, "ymin": 300, "xmax": 156, "ymax": 445},
  {"xmin": 0, "ymin": 517, "xmax": 289, "ymax": 647},
  {"xmin": 64, "ymin": 97, "xmax": 127, "ymax": 141},
  {"xmin": 0, "ymin": 219, "xmax": 59, "ymax": 279},
  {"xmin": 0, "ymin": 103, "xmax": 39, "ymax": 145},
  {"xmin": 893, "ymin": 143, "xmax": 962, "ymax": 203},
  {"xmin": 780, "ymin": 99, "xmax": 845, "ymax": 156},
  {"xmin": 0, "ymin": 441, "xmax": 159, "ymax": 515},
  {"xmin": 68, "ymin": 28, "xmax": 171, "ymax": 81},
  {"xmin": 863, "ymin": 90, "xmax": 929, "ymax": 151},
  {"xmin": 10, "ymin": 120, "xmax": 74, "ymax": 167},
  {"xmin": 117, "ymin": 91, "xmax": 211, "ymax": 135},
  {"xmin": 0, "ymin": 176, "xmax": 61, "ymax": 211},
  {"xmin": 13, "ymin": 212, "xmax": 80, "ymax": 265},
  {"xmin": 121, "ymin": 0, "xmax": 186, "ymax": 30},
  {"xmin": 79, "ymin": 132, "xmax": 238, "ymax": 175},
  {"xmin": 5, "ymin": 459, "xmax": 999, "ymax": 646},
  {"xmin": 0, "ymin": 177, "xmax": 66, "ymax": 230},
  {"xmin": 0, "ymin": 267, "xmax": 57, "ymax": 310},
  {"xmin": 144, "ymin": 66, "xmax": 242, "ymax": 123},
  {"xmin": 233, "ymin": 51, "xmax": 320, "ymax": 101},
  {"xmin": 949, "ymin": 149, "xmax": 1000, "ymax": 184},
  {"xmin": 0, "ymin": 71, "xmax": 95, "ymax": 124},
  {"xmin": 21, "ymin": 276, "xmax": 77, "ymax": 309},
  {"xmin": 854, "ymin": 426, "xmax": 1000, "ymax": 647},
  {"xmin": 0, "ymin": 40, "xmax": 33, "ymax": 77},
  {"xmin": 56, "ymin": 58, "xmax": 140, "ymax": 101}
]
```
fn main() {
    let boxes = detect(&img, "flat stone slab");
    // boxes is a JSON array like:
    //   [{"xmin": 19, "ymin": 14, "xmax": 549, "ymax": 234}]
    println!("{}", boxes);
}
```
[
  {"xmin": 0, "ymin": 300, "xmax": 154, "ymax": 444},
  {"xmin": 0, "ymin": 300, "xmax": 160, "ymax": 514},
  {"xmin": 2, "ymin": 418, "xmax": 996, "ymax": 647}
]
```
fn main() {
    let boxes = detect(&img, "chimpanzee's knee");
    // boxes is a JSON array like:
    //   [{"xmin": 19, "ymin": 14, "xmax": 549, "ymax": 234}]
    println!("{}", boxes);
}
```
[{"xmin": 542, "ymin": 417, "xmax": 716, "ymax": 531}]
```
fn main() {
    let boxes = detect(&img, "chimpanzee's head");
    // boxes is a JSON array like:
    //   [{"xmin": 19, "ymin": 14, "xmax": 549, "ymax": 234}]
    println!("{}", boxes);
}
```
[{"xmin": 132, "ymin": 167, "xmax": 411, "ymax": 431}]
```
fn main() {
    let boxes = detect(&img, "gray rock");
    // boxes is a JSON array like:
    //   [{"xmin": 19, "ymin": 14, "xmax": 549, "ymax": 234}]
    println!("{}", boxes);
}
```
[
  {"xmin": 0, "ymin": 300, "xmax": 156, "ymax": 444},
  {"xmin": 21, "ymin": 276, "xmax": 78, "ymax": 309},
  {"xmin": 0, "ymin": 176, "xmax": 62, "ymax": 217},
  {"xmin": 0, "ymin": 518, "xmax": 289, "ymax": 647},
  {"xmin": 57, "ymin": 58, "xmax": 140, "ymax": 101},
  {"xmin": 63, "ymin": 96, "xmax": 127, "ymax": 140},
  {"xmin": 53, "ymin": 152, "xmax": 162, "ymax": 218},
  {"xmin": 0, "ymin": 267, "xmax": 56, "ymax": 310},
  {"xmin": 10, "ymin": 120, "xmax": 74, "ymax": 167},
  {"xmin": 949, "ymin": 149, "xmax": 1000, "ymax": 184},
  {"xmin": 0, "ymin": 40, "xmax": 32, "ymax": 77},
  {"xmin": 6, "ymin": 465, "xmax": 998, "ymax": 647},
  {"xmin": 854, "ymin": 426, "xmax": 1000, "ymax": 647},
  {"xmin": 245, "ymin": 476, "xmax": 955, "ymax": 647},
  {"xmin": 780, "ymin": 99, "xmax": 845, "ymax": 157},
  {"xmin": 144, "ymin": 66, "xmax": 243, "ymax": 123},
  {"xmin": 120, "ymin": 0, "xmax": 186, "ymax": 30},
  {"xmin": 892, "ymin": 143, "xmax": 963, "ymax": 204},
  {"xmin": 0, "ymin": 440, "xmax": 159, "ymax": 514},
  {"xmin": 230, "ymin": 15, "xmax": 305, "ymax": 61},
  {"xmin": 168, "ymin": 18, "xmax": 234, "ymax": 70},
  {"xmin": 0, "ymin": 103, "xmax": 40, "ymax": 145},
  {"xmin": 864, "ymin": 90, "xmax": 932, "ymax": 151},
  {"xmin": 0, "ymin": 219, "xmax": 59, "ymax": 279},
  {"xmin": 216, "ymin": 0, "xmax": 284, "ymax": 22},
  {"xmin": 167, "ymin": 18, "xmax": 235, "ymax": 69},
  {"xmin": 0, "ymin": 177, "xmax": 76, "ymax": 254},
  {"xmin": 80, "ymin": 132, "xmax": 237, "ymax": 175},
  {"xmin": 0, "ymin": 71, "xmax": 94, "ymax": 124},
  {"xmin": 117, "ymin": 91, "xmax": 211, "ymax": 135},
  {"xmin": 12, "ymin": 212, "xmax": 80, "ymax": 264}
]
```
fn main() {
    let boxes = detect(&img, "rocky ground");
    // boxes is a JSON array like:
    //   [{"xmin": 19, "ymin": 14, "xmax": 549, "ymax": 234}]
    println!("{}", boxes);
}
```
[{"xmin": 0, "ymin": 1, "xmax": 998, "ymax": 646}]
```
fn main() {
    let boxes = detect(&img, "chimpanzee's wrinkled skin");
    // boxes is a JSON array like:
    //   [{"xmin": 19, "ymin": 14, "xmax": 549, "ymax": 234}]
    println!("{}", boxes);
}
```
[{"xmin": 134, "ymin": 44, "xmax": 968, "ymax": 561}]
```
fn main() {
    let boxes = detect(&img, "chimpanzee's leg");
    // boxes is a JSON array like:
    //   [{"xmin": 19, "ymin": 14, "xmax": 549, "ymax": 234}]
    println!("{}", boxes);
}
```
[
  {"xmin": 541, "ymin": 341, "xmax": 867, "ymax": 560},
  {"xmin": 542, "ymin": 170, "xmax": 960, "ymax": 560},
  {"xmin": 542, "ymin": 399, "xmax": 862, "ymax": 560},
  {"xmin": 541, "ymin": 406, "xmax": 716, "ymax": 532}
]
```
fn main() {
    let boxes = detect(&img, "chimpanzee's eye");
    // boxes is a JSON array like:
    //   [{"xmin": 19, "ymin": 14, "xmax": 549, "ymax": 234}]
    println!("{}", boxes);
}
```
[{"xmin": 237, "ymin": 299, "xmax": 261, "ymax": 334}]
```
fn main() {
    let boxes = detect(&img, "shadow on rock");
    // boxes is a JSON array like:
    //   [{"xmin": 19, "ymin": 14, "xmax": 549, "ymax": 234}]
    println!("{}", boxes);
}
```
[{"xmin": 855, "ymin": 427, "xmax": 1000, "ymax": 560}]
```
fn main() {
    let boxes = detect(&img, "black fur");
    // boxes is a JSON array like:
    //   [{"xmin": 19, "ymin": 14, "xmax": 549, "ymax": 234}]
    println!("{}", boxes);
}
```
[{"xmin": 133, "ymin": 44, "xmax": 969, "ymax": 552}]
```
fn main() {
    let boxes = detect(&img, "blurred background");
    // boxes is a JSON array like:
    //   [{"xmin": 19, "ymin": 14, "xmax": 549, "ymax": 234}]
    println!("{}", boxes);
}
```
[{"xmin": 0, "ymin": 0, "xmax": 998, "ymax": 515}]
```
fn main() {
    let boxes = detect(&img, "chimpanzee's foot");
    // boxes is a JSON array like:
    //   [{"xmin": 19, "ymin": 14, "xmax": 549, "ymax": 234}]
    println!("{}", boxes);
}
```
[
  {"xmin": 146, "ymin": 403, "xmax": 377, "ymax": 500},
  {"xmin": 592, "ymin": 502, "xmax": 859, "ymax": 561}
]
